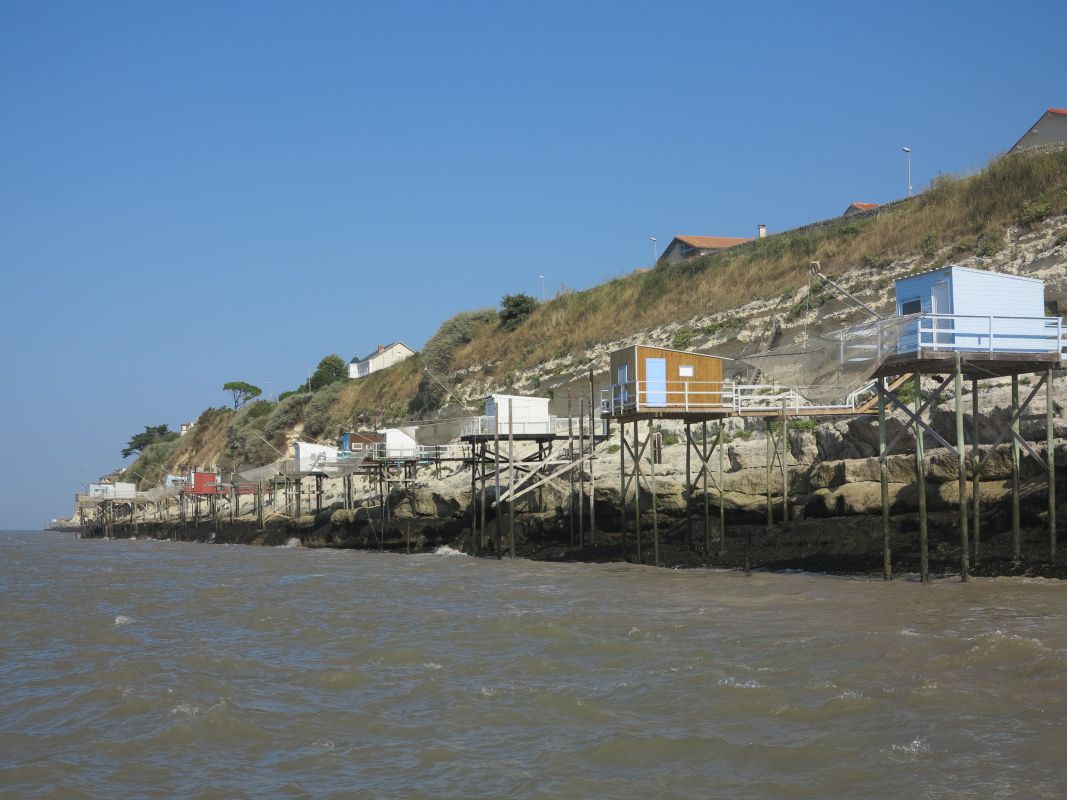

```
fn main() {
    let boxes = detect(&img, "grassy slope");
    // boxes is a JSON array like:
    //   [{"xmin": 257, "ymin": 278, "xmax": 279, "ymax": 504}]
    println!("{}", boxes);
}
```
[
  {"xmin": 124, "ymin": 150, "xmax": 1067, "ymax": 481},
  {"xmin": 454, "ymin": 150, "xmax": 1067, "ymax": 372}
]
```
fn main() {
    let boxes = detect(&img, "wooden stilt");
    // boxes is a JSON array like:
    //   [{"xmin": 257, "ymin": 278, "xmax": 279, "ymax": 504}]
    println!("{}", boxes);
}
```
[
  {"xmin": 619, "ymin": 422, "xmax": 626, "ymax": 550},
  {"xmin": 685, "ymin": 422, "xmax": 693, "ymax": 551},
  {"xmin": 494, "ymin": 412, "xmax": 502, "ymax": 559},
  {"xmin": 954, "ymin": 353, "xmax": 970, "ymax": 582},
  {"xmin": 649, "ymin": 419, "xmax": 659, "ymax": 567},
  {"xmin": 578, "ymin": 399, "xmax": 585, "ymax": 549},
  {"xmin": 972, "ymin": 378, "xmax": 981, "ymax": 566},
  {"xmin": 589, "ymin": 372, "xmax": 596, "ymax": 543},
  {"xmin": 780, "ymin": 401, "xmax": 790, "ymax": 523},
  {"xmin": 508, "ymin": 399, "xmax": 515, "ymax": 558},
  {"xmin": 469, "ymin": 451, "xmax": 478, "ymax": 554},
  {"xmin": 568, "ymin": 397, "xmax": 575, "ymax": 547},
  {"xmin": 914, "ymin": 373, "xmax": 929, "ymax": 582},
  {"xmin": 1011, "ymin": 375, "xmax": 1021, "ymax": 565},
  {"xmin": 1048, "ymin": 369, "xmax": 1057, "ymax": 564},
  {"xmin": 479, "ymin": 443, "xmax": 488, "ymax": 552},
  {"xmin": 702, "ymin": 421, "xmax": 709, "ymax": 554},
  {"xmin": 879, "ymin": 381, "xmax": 892, "ymax": 581},
  {"xmin": 765, "ymin": 420, "xmax": 773, "ymax": 529},
  {"xmin": 634, "ymin": 420, "xmax": 642, "ymax": 563},
  {"xmin": 718, "ymin": 422, "xmax": 726, "ymax": 559}
]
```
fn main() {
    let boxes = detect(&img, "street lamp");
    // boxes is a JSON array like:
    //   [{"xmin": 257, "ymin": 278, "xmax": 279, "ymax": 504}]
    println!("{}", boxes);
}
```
[
  {"xmin": 650, "ymin": 236, "xmax": 658, "ymax": 263},
  {"xmin": 901, "ymin": 147, "xmax": 912, "ymax": 198},
  {"xmin": 538, "ymin": 274, "xmax": 545, "ymax": 302}
]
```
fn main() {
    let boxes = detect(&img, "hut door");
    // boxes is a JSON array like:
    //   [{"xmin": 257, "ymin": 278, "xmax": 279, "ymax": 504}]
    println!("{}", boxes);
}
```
[
  {"xmin": 931, "ymin": 280, "xmax": 953, "ymax": 347},
  {"xmin": 617, "ymin": 364, "xmax": 629, "ymax": 408},
  {"xmin": 645, "ymin": 358, "xmax": 667, "ymax": 406}
]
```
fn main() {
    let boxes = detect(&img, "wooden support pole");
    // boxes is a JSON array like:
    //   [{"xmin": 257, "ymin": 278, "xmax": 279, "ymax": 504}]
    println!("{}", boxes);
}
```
[
  {"xmin": 568, "ymin": 397, "xmax": 575, "ymax": 547},
  {"xmin": 972, "ymin": 378, "xmax": 981, "ymax": 566},
  {"xmin": 780, "ymin": 401, "xmax": 790, "ymax": 523},
  {"xmin": 914, "ymin": 373, "xmax": 929, "ymax": 582},
  {"xmin": 479, "ymin": 444, "xmax": 488, "ymax": 552},
  {"xmin": 295, "ymin": 478, "xmax": 302, "ymax": 518},
  {"xmin": 634, "ymin": 420, "xmax": 642, "ymax": 563},
  {"xmin": 879, "ymin": 381, "xmax": 892, "ymax": 581},
  {"xmin": 649, "ymin": 419, "xmax": 659, "ymax": 567},
  {"xmin": 619, "ymin": 422, "xmax": 626, "ymax": 550},
  {"xmin": 469, "ymin": 451, "xmax": 478, "ymax": 555},
  {"xmin": 589, "ymin": 370, "xmax": 596, "ymax": 543},
  {"xmin": 702, "ymin": 422, "xmax": 709, "ymax": 554},
  {"xmin": 257, "ymin": 482, "xmax": 265, "ymax": 531},
  {"xmin": 1048, "ymin": 369, "xmax": 1057, "ymax": 564},
  {"xmin": 508, "ymin": 399, "xmax": 516, "ymax": 559},
  {"xmin": 578, "ymin": 399, "xmax": 585, "ymax": 549},
  {"xmin": 718, "ymin": 422, "xmax": 726, "ymax": 558},
  {"xmin": 955, "ymin": 353, "xmax": 970, "ymax": 583},
  {"xmin": 765, "ymin": 420, "xmax": 773, "ymax": 529},
  {"xmin": 494, "ymin": 411, "xmax": 502, "ymax": 559},
  {"xmin": 1011, "ymin": 374, "xmax": 1021, "ymax": 565},
  {"xmin": 685, "ymin": 422, "xmax": 693, "ymax": 551}
]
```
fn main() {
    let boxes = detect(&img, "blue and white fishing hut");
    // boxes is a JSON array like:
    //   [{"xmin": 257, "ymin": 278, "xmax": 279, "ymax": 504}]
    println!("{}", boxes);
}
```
[{"xmin": 894, "ymin": 266, "xmax": 1060, "ymax": 355}]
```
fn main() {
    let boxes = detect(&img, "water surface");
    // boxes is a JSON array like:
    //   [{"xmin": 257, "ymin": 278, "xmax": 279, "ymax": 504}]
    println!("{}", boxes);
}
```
[{"xmin": 2, "ymin": 532, "xmax": 1065, "ymax": 798}]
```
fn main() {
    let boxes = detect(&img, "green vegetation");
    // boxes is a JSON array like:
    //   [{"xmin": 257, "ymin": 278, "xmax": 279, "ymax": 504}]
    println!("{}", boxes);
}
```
[
  {"xmin": 500, "ymin": 293, "xmax": 538, "ymax": 332},
  {"xmin": 223, "ymin": 381, "xmax": 262, "ymax": 409},
  {"xmin": 671, "ymin": 326, "xmax": 695, "ymax": 350},
  {"xmin": 452, "ymin": 149, "xmax": 1067, "ymax": 375},
  {"xmin": 410, "ymin": 308, "xmax": 497, "ymax": 414},
  {"xmin": 1018, "ymin": 200, "xmax": 1052, "ymax": 228},
  {"xmin": 121, "ymin": 424, "xmax": 177, "ymax": 460},
  {"xmin": 310, "ymin": 354, "xmax": 347, "ymax": 390}
]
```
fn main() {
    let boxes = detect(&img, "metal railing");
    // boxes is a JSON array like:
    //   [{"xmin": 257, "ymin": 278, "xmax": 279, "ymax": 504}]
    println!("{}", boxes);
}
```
[
  {"xmin": 460, "ymin": 416, "xmax": 608, "ymax": 437},
  {"xmin": 600, "ymin": 379, "xmax": 875, "ymax": 416},
  {"xmin": 909, "ymin": 314, "xmax": 1067, "ymax": 355}
]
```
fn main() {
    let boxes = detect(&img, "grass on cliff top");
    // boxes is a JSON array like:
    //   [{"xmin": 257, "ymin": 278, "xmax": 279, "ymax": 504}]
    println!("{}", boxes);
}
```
[{"xmin": 454, "ymin": 149, "xmax": 1067, "ymax": 373}]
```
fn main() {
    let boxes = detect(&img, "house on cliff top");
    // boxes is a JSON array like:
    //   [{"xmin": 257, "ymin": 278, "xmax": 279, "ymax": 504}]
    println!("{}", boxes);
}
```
[
  {"xmin": 658, "ymin": 235, "xmax": 753, "ymax": 265},
  {"xmin": 348, "ymin": 342, "xmax": 415, "ymax": 379},
  {"xmin": 1007, "ymin": 108, "xmax": 1067, "ymax": 155}
]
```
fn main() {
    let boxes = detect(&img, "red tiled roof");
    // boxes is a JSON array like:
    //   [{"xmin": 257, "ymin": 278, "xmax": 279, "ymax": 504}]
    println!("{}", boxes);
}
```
[
  {"xmin": 1048, "ymin": 108, "xmax": 1067, "ymax": 116},
  {"xmin": 848, "ymin": 202, "xmax": 879, "ymax": 211},
  {"xmin": 673, "ymin": 235, "xmax": 753, "ymax": 250}
]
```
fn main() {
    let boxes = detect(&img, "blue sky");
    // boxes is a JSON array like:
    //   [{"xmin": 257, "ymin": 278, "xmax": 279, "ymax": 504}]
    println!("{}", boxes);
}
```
[{"xmin": 1, "ymin": 0, "xmax": 1065, "ymax": 528}]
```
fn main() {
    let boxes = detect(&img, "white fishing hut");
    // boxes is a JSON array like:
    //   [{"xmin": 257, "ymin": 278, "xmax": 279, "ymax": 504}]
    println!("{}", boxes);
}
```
[{"xmin": 894, "ymin": 266, "xmax": 1060, "ymax": 355}]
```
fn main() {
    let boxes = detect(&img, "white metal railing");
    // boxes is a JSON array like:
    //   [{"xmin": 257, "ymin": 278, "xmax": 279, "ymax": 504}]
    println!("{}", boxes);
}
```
[
  {"xmin": 909, "ymin": 314, "xmax": 1066, "ymax": 355},
  {"xmin": 342, "ymin": 443, "xmax": 470, "ymax": 462},
  {"xmin": 599, "ymin": 379, "xmax": 875, "ymax": 416},
  {"xmin": 460, "ymin": 416, "xmax": 607, "ymax": 437}
]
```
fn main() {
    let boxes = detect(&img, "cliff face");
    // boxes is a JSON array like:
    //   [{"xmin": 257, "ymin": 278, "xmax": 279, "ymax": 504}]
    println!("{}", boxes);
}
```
[{"xmin": 124, "ymin": 150, "xmax": 1067, "ymax": 479}]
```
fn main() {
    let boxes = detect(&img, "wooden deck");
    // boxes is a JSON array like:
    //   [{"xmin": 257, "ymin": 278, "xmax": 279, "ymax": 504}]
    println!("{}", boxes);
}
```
[{"xmin": 874, "ymin": 351, "xmax": 1064, "ymax": 379}]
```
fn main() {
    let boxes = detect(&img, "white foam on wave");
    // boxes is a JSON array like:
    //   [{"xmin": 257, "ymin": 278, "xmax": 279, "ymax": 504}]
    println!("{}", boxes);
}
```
[
  {"xmin": 717, "ymin": 676, "xmax": 764, "ymax": 689},
  {"xmin": 434, "ymin": 545, "xmax": 468, "ymax": 556},
  {"xmin": 114, "ymin": 615, "xmax": 135, "ymax": 626},
  {"xmin": 891, "ymin": 737, "xmax": 931, "ymax": 755},
  {"xmin": 277, "ymin": 537, "xmax": 301, "ymax": 548}
]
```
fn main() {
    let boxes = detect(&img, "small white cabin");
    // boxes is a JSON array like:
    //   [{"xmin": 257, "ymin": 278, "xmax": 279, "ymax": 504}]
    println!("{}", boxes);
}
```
[
  {"xmin": 294, "ymin": 441, "xmax": 338, "ymax": 472},
  {"xmin": 486, "ymin": 394, "xmax": 551, "ymax": 434},
  {"xmin": 88, "ymin": 482, "xmax": 137, "ymax": 500},
  {"xmin": 381, "ymin": 428, "xmax": 419, "ymax": 458},
  {"xmin": 895, "ymin": 266, "xmax": 1057, "ymax": 354}
]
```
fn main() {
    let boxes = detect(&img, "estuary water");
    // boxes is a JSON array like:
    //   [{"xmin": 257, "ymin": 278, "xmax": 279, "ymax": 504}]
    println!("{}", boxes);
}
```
[{"xmin": 2, "ymin": 531, "xmax": 1066, "ymax": 799}]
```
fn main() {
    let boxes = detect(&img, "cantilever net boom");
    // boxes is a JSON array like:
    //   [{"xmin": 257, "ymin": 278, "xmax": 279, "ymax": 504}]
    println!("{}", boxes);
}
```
[{"xmin": 741, "ymin": 316, "xmax": 916, "ymax": 404}]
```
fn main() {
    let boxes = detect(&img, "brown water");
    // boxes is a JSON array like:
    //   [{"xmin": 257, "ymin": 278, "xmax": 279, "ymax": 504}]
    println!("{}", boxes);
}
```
[{"xmin": 2, "ymin": 531, "xmax": 1066, "ymax": 799}]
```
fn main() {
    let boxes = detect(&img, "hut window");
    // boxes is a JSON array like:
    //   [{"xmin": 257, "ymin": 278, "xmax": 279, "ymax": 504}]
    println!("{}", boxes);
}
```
[
  {"xmin": 901, "ymin": 297, "xmax": 922, "ymax": 315},
  {"xmin": 679, "ymin": 365, "xmax": 694, "ymax": 377}
]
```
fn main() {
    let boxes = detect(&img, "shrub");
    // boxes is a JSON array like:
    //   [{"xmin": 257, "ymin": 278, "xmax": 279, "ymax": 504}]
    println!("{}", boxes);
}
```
[
  {"xmin": 862, "ymin": 254, "xmax": 893, "ymax": 269},
  {"xmin": 921, "ymin": 234, "xmax": 939, "ymax": 257},
  {"xmin": 303, "ymin": 382, "xmax": 346, "ymax": 439},
  {"xmin": 310, "ymin": 355, "xmax": 348, "ymax": 390},
  {"xmin": 977, "ymin": 229, "xmax": 1004, "ymax": 257},
  {"xmin": 500, "ymin": 293, "xmax": 538, "ymax": 331},
  {"xmin": 409, "ymin": 308, "xmax": 498, "ymax": 413},
  {"xmin": 1019, "ymin": 200, "xmax": 1052, "ymax": 228},
  {"xmin": 672, "ymin": 326, "xmax": 695, "ymax": 350}
]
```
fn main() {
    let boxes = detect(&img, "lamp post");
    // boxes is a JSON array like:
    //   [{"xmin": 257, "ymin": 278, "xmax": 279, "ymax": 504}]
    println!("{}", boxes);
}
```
[
  {"xmin": 650, "ymin": 236, "xmax": 658, "ymax": 263},
  {"xmin": 538, "ymin": 274, "xmax": 545, "ymax": 302},
  {"xmin": 901, "ymin": 147, "xmax": 912, "ymax": 198}
]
